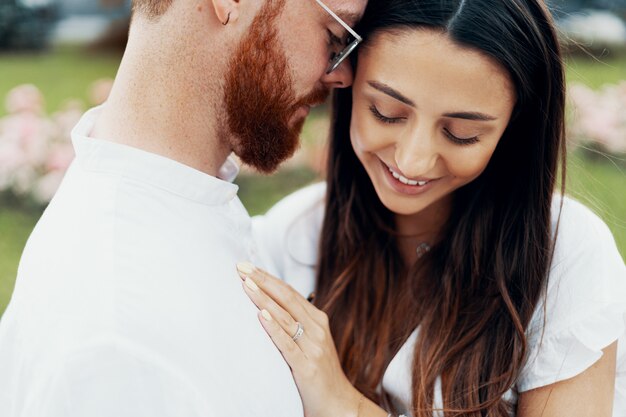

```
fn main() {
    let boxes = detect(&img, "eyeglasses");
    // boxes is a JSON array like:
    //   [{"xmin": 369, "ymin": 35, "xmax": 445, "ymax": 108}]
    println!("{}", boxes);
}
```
[{"xmin": 314, "ymin": 0, "xmax": 362, "ymax": 74}]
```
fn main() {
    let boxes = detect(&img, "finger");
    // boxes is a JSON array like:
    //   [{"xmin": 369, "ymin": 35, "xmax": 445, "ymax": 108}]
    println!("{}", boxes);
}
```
[
  {"xmin": 236, "ymin": 263, "xmax": 327, "ymax": 344},
  {"xmin": 258, "ymin": 309, "xmax": 307, "ymax": 369},
  {"xmin": 237, "ymin": 262, "xmax": 309, "ymax": 305},
  {"xmin": 256, "ymin": 267, "xmax": 312, "ymax": 306},
  {"xmin": 251, "ymin": 267, "xmax": 330, "ymax": 331},
  {"xmin": 242, "ymin": 277, "xmax": 319, "ymax": 358},
  {"xmin": 242, "ymin": 277, "xmax": 303, "ymax": 342},
  {"xmin": 236, "ymin": 262, "xmax": 315, "ymax": 323}
]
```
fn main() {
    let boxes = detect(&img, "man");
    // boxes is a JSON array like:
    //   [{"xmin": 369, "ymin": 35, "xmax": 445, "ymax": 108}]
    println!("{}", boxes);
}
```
[{"xmin": 0, "ymin": 0, "xmax": 366, "ymax": 415}]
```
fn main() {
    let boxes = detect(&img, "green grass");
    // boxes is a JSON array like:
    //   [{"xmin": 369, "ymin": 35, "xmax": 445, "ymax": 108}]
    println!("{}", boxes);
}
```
[
  {"xmin": 565, "ymin": 54, "xmax": 626, "ymax": 89},
  {"xmin": 0, "ymin": 203, "xmax": 41, "ymax": 313},
  {"xmin": 0, "ymin": 46, "xmax": 121, "ymax": 116},
  {"xmin": 237, "ymin": 169, "xmax": 320, "ymax": 215},
  {"xmin": 566, "ymin": 152, "xmax": 626, "ymax": 254}
]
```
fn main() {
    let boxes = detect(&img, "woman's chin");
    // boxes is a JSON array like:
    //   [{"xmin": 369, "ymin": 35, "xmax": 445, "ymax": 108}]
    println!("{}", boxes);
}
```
[{"xmin": 374, "ymin": 188, "xmax": 431, "ymax": 217}]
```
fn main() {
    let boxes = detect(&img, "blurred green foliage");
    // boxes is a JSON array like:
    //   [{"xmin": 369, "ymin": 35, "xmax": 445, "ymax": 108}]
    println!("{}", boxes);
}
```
[
  {"xmin": 566, "ymin": 54, "xmax": 626, "ymax": 89},
  {"xmin": 237, "ymin": 169, "xmax": 319, "ymax": 216},
  {"xmin": 566, "ymin": 151, "xmax": 626, "ymax": 254},
  {"xmin": 0, "ymin": 203, "xmax": 39, "ymax": 314}
]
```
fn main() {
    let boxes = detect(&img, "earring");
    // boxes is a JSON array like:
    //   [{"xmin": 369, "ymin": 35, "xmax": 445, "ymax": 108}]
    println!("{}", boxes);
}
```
[{"xmin": 222, "ymin": 12, "xmax": 231, "ymax": 26}]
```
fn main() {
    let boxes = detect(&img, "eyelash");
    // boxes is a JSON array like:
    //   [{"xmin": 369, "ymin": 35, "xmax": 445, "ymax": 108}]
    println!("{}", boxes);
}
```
[
  {"xmin": 369, "ymin": 105, "xmax": 404, "ymax": 124},
  {"xmin": 443, "ymin": 129, "xmax": 480, "ymax": 145},
  {"xmin": 369, "ymin": 105, "xmax": 480, "ymax": 145}
]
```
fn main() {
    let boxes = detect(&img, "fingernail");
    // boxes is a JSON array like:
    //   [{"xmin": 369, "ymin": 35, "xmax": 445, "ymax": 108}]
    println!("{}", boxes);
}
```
[
  {"xmin": 237, "ymin": 261, "xmax": 255, "ymax": 275},
  {"xmin": 261, "ymin": 309, "xmax": 272, "ymax": 321},
  {"xmin": 244, "ymin": 277, "xmax": 259, "ymax": 292}
]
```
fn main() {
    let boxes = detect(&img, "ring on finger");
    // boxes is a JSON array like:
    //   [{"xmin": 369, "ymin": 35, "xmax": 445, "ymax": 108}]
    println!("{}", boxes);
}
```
[{"xmin": 291, "ymin": 322, "xmax": 304, "ymax": 342}]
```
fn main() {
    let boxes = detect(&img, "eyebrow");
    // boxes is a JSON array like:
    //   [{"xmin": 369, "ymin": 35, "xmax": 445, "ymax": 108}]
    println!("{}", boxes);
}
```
[
  {"xmin": 367, "ymin": 81, "xmax": 415, "ymax": 107},
  {"xmin": 442, "ymin": 111, "xmax": 497, "ymax": 121},
  {"xmin": 367, "ymin": 80, "xmax": 498, "ymax": 121}
]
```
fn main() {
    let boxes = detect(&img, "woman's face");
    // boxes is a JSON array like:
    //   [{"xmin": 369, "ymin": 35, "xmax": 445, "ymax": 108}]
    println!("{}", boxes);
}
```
[{"xmin": 350, "ymin": 29, "xmax": 516, "ymax": 217}]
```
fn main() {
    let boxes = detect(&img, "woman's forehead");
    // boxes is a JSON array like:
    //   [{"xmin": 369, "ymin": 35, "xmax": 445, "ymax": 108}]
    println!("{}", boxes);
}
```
[{"xmin": 357, "ymin": 29, "xmax": 516, "ymax": 115}]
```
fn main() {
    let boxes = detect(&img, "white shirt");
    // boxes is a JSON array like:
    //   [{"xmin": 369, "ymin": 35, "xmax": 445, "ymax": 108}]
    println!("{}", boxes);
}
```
[
  {"xmin": 0, "ymin": 107, "xmax": 304, "ymax": 417},
  {"xmin": 253, "ymin": 182, "xmax": 626, "ymax": 417}
]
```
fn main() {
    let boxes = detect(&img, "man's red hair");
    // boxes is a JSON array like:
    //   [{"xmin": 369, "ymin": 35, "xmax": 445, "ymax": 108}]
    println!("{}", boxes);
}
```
[{"xmin": 132, "ymin": 0, "xmax": 173, "ymax": 19}]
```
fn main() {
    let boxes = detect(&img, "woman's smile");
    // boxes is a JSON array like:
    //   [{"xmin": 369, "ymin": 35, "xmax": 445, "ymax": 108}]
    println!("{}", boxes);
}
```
[{"xmin": 379, "ymin": 158, "xmax": 442, "ymax": 196}]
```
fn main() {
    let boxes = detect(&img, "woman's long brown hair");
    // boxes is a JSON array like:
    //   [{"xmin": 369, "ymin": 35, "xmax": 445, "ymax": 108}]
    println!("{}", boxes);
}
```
[{"xmin": 314, "ymin": 1, "xmax": 567, "ymax": 415}]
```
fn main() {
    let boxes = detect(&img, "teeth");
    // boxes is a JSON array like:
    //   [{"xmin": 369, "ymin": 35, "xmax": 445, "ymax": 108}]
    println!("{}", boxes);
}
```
[{"xmin": 388, "ymin": 166, "xmax": 429, "ymax": 186}]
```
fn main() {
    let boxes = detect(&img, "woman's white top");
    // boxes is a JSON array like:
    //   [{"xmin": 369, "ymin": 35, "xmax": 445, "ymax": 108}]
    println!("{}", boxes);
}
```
[{"xmin": 253, "ymin": 182, "xmax": 626, "ymax": 416}]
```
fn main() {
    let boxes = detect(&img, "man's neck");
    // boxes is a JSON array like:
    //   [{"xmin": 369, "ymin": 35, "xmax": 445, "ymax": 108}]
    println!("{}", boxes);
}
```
[{"xmin": 90, "ymin": 21, "xmax": 231, "ymax": 177}]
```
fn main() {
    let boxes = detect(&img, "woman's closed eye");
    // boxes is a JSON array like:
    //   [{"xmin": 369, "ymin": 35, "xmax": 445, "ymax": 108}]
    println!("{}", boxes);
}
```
[
  {"xmin": 369, "ymin": 105, "xmax": 481, "ymax": 145},
  {"xmin": 443, "ymin": 128, "xmax": 480, "ymax": 145},
  {"xmin": 369, "ymin": 105, "xmax": 405, "ymax": 124}
]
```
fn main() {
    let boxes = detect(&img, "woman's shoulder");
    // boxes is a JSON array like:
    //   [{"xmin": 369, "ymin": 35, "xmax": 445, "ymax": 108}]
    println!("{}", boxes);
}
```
[
  {"xmin": 252, "ymin": 182, "xmax": 327, "ymax": 279},
  {"xmin": 550, "ymin": 195, "xmax": 617, "ymax": 250},
  {"xmin": 517, "ymin": 195, "xmax": 626, "ymax": 392},
  {"xmin": 547, "ymin": 195, "xmax": 624, "ymax": 294},
  {"xmin": 546, "ymin": 194, "xmax": 625, "ymax": 325},
  {"xmin": 264, "ymin": 182, "xmax": 327, "ymax": 223}
]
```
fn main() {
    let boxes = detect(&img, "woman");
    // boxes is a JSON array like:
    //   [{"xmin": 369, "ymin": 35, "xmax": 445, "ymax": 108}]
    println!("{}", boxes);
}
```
[{"xmin": 238, "ymin": 0, "xmax": 626, "ymax": 416}]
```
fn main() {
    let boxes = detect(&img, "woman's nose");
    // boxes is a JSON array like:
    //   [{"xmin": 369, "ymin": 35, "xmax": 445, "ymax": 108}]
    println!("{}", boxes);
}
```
[{"xmin": 395, "ymin": 128, "xmax": 439, "ymax": 179}]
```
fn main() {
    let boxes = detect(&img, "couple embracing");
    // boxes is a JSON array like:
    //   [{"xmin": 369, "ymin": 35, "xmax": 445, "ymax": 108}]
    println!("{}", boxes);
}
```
[{"xmin": 0, "ymin": 0, "xmax": 624, "ymax": 416}]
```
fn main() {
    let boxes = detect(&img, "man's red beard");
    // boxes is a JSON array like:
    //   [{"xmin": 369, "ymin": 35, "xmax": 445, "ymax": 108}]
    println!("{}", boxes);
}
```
[{"xmin": 224, "ymin": 0, "xmax": 329, "ymax": 174}]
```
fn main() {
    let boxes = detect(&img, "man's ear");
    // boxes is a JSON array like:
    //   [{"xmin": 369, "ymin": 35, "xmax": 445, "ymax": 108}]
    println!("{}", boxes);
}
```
[{"xmin": 210, "ymin": 0, "xmax": 241, "ymax": 25}]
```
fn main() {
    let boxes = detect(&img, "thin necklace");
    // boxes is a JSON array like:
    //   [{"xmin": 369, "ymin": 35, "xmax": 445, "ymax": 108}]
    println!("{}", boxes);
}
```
[{"xmin": 416, "ymin": 242, "xmax": 432, "ymax": 259}]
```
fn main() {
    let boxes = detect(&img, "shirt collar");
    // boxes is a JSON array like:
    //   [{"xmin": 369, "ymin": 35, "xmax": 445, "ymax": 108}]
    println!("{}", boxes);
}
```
[
  {"xmin": 218, "ymin": 155, "xmax": 240, "ymax": 183},
  {"xmin": 71, "ymin": 106, "xmax": 240, "ymax": 206}
]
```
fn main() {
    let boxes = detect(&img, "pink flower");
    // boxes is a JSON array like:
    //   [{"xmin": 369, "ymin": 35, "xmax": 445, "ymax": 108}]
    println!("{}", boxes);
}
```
[
  {"xmin": 569, "ymin": 82, "xmax": 626, "ymax": 154},
  {"xmin": 46, "ymin": 143, "xmax": 75, "ymax": 172},
  {"xmin": 0, "ymin": 138, "xmax": 25, "ymax": 189},
  {"xmin": 1, "ymin": 113, "xmax": 55, "ymax": 166},
  {"xmin": 5, "ymin": 84, "xmax": 45, "ymax": 115},
  {"xmin": 33, "ymin": 171, "xmax": 67, "ymax": 204},
  {"xmin": 51, "ymin": 101, "xmax": 84, "ymax": 143}
]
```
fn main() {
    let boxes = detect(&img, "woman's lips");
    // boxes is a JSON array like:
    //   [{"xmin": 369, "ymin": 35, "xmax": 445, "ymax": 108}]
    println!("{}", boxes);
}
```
[{"xmin": 379, "ymin": 159, "xmax": 440, "ymax": 195}]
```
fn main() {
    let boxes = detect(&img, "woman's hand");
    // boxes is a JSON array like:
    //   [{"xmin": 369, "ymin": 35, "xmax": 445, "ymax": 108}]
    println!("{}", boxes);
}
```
[{"xmin": 236, "ymin": 262, "xmax": 363, "ymax": 417}]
